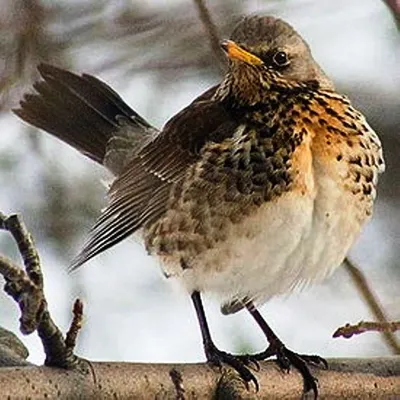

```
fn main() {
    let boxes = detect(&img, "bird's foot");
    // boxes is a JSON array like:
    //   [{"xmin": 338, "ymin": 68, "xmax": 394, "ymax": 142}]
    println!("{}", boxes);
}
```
[
  {"xmin": 240, "ymin": 342, "xmax": 327, "ymax": 398},
  {"xmin": 204, "ymin": 341, "xmax": 259, "ymax": 391}
]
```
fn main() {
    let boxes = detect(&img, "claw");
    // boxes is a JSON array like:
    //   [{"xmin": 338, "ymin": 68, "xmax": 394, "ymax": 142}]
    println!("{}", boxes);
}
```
[
  {"xmin": 205, "ymin": 343, "xmax": 259, "ymax": 391},
  {"xmin": 299, "ymin": 354, "xmax": 328, "ymax": 369},
  {"xmin": 237, "ymin": 354, "xmax": 261, "ymax": 371},
  {"xmin": 244, "ymin": 344, "xmax": 326, "ymax": 398},
  {"xmin": 276, "ymin": 348, "xmax": 322, "ymax": 398}
]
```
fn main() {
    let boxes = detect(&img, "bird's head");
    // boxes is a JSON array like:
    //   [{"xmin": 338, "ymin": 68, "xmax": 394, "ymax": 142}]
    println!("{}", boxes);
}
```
[{"xmin": 218, "ymin": 15, "xmax": 334, "ymax": 106}]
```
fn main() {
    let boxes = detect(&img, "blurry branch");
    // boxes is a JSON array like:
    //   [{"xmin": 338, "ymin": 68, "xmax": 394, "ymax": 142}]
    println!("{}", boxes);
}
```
[
  {"xmin": 334, "ymin": 321, "xmax": 400, "ymax": 339},
  {"xmin": 193, "ymin": 0, "xmax": 227, "ymax": 72},
  {"xmin": 0, "ymin": 0, "xmax": 66, "ymax": 111},
  {"xmin": 1, "ymin": 212, "xmax": 399, "ymax": 398},
  {"xmin": 343, "ymin": 258, "xmax": 400, "ymax": 355},
  {"xmin": 383, "ymin": 0, "xmax": 400, "ymax": 26},
  {"xmin": 0, "ymin": 0, "xmax": 244, "ymax": 112},
  {"xmin": 0, "ymin": 327, "xmax": 30, "ymax": 367}
]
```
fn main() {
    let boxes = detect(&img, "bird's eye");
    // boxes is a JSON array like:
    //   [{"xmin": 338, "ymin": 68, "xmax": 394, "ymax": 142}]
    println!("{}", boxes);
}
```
[{"xmin": 272, "ymin": 51, "xmax": 289, "ymax": 67}]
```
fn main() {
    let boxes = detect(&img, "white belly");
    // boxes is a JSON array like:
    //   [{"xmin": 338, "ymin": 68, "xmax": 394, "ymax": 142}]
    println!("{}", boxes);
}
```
[{"xmin": 177, "ymin": 170, "xmax": 364, "ymax": 309}]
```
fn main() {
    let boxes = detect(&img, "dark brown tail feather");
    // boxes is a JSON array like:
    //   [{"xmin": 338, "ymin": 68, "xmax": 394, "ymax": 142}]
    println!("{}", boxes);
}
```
[{"xmin": 13, "ymin": 63, "xmax": 156, "ymax": 169}]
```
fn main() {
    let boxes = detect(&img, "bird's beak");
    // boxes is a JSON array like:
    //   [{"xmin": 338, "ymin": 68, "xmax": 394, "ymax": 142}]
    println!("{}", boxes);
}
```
[{"xmin": 221, "ymin": 40, "xmax": 263, "ymax": 66}]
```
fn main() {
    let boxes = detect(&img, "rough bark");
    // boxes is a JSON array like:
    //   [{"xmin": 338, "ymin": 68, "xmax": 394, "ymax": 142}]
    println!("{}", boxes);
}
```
[{"xmin": 0, "ymin": 357, "xmax": 399, "ymax": 399}]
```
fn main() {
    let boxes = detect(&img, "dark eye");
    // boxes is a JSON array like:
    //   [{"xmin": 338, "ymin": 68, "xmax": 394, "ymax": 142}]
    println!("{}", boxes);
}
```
[{"xmin": 272, "ymin": 51, "xmax": 289, "ymax": 67}]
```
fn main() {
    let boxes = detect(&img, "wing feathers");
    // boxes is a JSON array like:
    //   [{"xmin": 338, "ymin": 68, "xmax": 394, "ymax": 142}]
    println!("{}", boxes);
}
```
[{"xmin": 69, "ymin": 85, "xmax": 239, "ymax": 268}]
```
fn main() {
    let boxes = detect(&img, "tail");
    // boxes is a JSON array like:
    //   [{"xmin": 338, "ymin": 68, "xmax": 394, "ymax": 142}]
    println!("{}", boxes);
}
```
[{"xmin": 13, "ymin": 64, "xmax": 158, "ymax": 175}]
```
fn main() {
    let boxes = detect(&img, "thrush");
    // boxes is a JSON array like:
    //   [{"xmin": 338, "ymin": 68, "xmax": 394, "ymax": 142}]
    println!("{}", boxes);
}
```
[{"xmin": 14, "ymin": 15, "xmax": 384, "ymax": 397}]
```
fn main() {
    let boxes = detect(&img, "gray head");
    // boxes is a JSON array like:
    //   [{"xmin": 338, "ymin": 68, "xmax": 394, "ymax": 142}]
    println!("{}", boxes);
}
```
[{"xmin": 222, "ymin": 15, "xmax": 333, "ymax": 91}]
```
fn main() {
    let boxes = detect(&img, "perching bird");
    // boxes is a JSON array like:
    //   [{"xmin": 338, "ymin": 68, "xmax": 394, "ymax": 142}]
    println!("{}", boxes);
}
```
[{"xmin": 14, "ymin": 15, "xmax": 384, "ymax": 397}]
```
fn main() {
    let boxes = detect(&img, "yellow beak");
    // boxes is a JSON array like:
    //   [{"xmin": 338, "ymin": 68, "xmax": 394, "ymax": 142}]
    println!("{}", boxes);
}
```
[{"xmin": 221, "ymin": 40, "xmax": 263, "ymax": 66}]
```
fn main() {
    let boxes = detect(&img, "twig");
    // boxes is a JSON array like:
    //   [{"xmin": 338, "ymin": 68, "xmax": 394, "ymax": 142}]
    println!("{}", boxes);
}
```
[
  {"xmin": 383, "ymin": 0, "xmax": 400, "ymax": 25},
  {"xmin": 0, "ymin": 212, "xmax": 87, "ymax": 371},
  {"xmin": 65, "ymin": 299, "xmax": 84, "ymax": 352},
  {"xmin": 333, "ymin": 321, "xmax": 400, "ymax": 339},
  {"xmin": 342, "ymin": 258, "xmax": 400, "ymax": 354},
  {"xmin": 0, "ymin": 212, "xmax": 44, "ymax": 335},
  {"xmin": 192, "ymin": 0, "xmax": 226, "ymax": 72}
]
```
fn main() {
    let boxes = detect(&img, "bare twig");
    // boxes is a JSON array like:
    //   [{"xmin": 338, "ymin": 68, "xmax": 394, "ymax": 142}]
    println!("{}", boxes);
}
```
[
  {"xmin": 0, "ymin": 213, "xmax": 44, "ymax": 335},
  {"xmin": 333, "ymin": 321, "xmax": 400, "ymax": 339},
  {"xmin": 65, "ymin": 299, "xmax": 84, "ymax": 352},
  {"xmin": 193, "ymin": 0, "xmax": 226, "ymax": 72},
  {"xmin": 0, "ymin": 212, "xmax": 87, "ymax": 371},
  {"xmin": 383, "ymin": 0, "xmax": 400, "ymax": 23},
  {"xmin": 342, "ymin": 258, "xmax": 400, "ymax": 354}
]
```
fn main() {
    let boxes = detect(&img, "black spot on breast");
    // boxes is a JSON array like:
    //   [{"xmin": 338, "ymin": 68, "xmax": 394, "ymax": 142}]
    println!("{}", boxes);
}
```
[
  {"xmin": 349, "ymin": 156, "xmax": 362, "ymax": 167},
  {"xmin": 325, "ymin": 106, "xmax": 338, "ymax": 117},
  {"xmin": 316, "ymin": 97, "xmax": 329, "ymax": 108},
  {"xmin": 336, "ymin": 154, "xmax": 343, "ymax": 161},
  {"xmin": 362, "ymin": 184, "xmax": 373, "ymax": 196},
  {"xmin": 279, "ymin": 110, "xmax": 287, "ymax": 120},
  {"xmin": 344, "ymin": 110, "xmax": 355, "ymax": 119},
  {"xmin": 365, "ymin": 171, "xmax": 374, "ymax": 183},
  {"xmin": 342, "ymin": 120, "xmax": 355, "ymax": 129},
  {"xmin": 180, "ymin": 258, "xmax": 191, "ymax": 270},
  {"xmin": 291, "ymin": 109, "xmax": 300, "ymax": 118},
  {"xmin": 319, "ymin": 118, "xmax": 328, "ymax": 126}
]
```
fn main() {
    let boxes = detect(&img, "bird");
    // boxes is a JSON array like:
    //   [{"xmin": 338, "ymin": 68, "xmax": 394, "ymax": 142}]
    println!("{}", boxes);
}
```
[{"xmin": 14, "ymin": 15, "xmax": 384, "ymax": 397}]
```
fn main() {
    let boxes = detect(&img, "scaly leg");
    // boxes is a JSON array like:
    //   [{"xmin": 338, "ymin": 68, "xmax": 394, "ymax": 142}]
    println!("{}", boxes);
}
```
[
  {"xmin": 244, "ymin": 302, "xmax": 327, "ymax": 398},
  {"xmin": 191, "ymin": 291, "xmax": 259, "ymax": 390}
]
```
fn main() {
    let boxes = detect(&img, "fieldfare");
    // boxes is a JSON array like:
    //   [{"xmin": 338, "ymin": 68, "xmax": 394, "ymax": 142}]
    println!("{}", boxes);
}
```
[{"xmin": 14, "ymin": 15, "xmax": 385, "ymax": 397}]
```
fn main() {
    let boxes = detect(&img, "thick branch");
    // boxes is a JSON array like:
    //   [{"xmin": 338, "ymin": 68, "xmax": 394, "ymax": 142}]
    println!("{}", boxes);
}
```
[{"xmin": 0, "ymin": 358, "xmax": 399, "ymax": 399}]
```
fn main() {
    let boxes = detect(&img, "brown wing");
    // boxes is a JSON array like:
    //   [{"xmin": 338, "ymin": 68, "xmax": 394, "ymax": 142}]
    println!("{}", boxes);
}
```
[{"xmin": 70, "ymin": 89, "xmax": 239, "ymax": 269}]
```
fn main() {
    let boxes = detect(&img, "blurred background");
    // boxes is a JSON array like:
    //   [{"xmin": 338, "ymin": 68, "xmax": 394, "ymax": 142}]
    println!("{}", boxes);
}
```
[{"xmin": 0, "ymin": 0, "xmax": 399, "ymax": 365}]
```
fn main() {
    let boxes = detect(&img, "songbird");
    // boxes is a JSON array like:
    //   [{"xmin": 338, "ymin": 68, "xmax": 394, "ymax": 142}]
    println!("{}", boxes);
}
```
[{"xmin": 14, "ymin": 15, "xmax": 384, "ymax": 397}]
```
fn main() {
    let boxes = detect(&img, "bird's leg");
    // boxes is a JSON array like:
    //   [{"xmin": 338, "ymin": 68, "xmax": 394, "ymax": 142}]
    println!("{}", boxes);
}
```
[
  {"xmin": 191, "ymin": 291, "xmax": 259, "ymax": 390},
  {"xmin": 243, "ymin": 302, "xmax": 327, "ymax": 397}
]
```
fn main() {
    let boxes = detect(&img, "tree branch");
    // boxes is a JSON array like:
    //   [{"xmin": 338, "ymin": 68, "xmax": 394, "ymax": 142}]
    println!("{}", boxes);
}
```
[
  {"xmin": 0, "ymin": 212, "xmax": 88, "ymax": 371},
  {"xmin": 343, "ymin": 258, "xmax": 400, "ymax": 354},
  {"xmin": 0, "ymin": 358, "xmax": 399, "ymax": 399},
  {"xmin": 193, "ymin": 0, "xmax": 226, "ymax": 72},
  {"xmin": 333, "ymin": 320, "xmax": 400, "ymax": 339}
]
